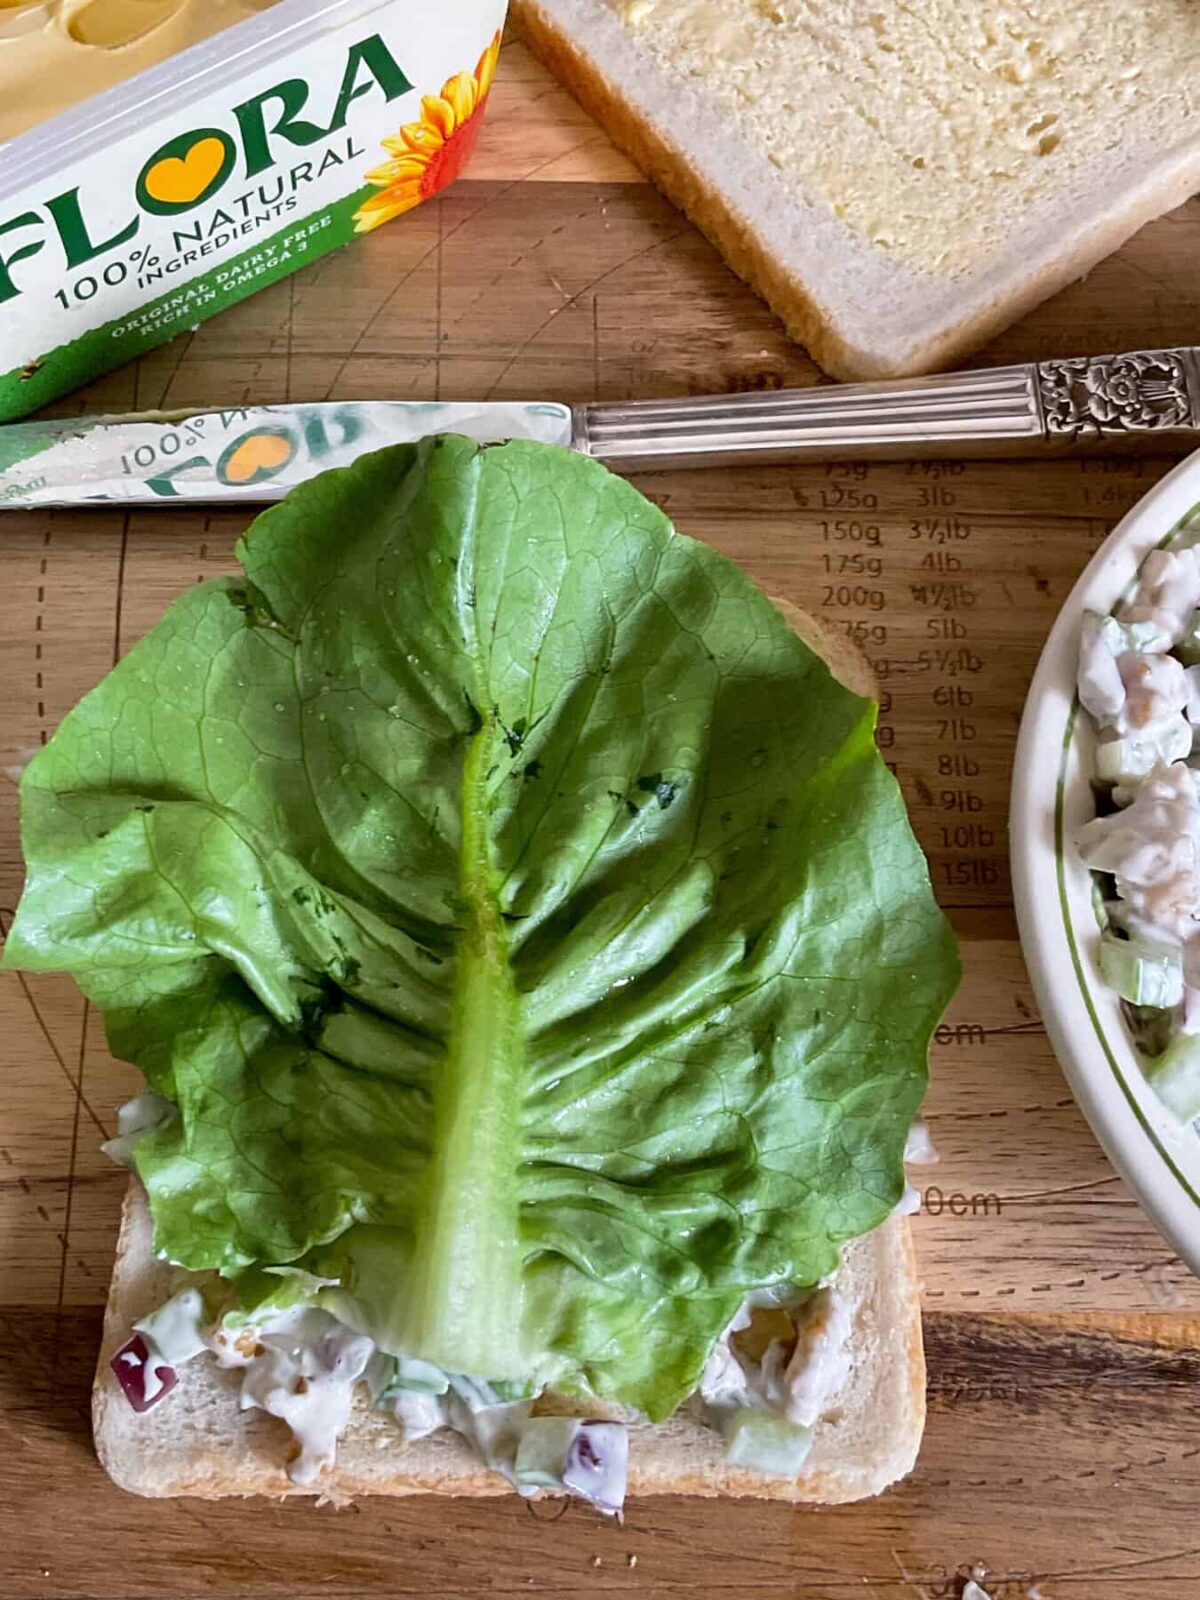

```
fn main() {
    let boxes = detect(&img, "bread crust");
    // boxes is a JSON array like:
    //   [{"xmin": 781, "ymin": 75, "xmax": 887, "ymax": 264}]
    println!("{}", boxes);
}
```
[
  {"xmin": 771, "ymin": 597, "xmax": 878, "ymax": 700},
  {"xmin": 511, "ymin": 0, "xmax": 1200, "ymax": 380}
]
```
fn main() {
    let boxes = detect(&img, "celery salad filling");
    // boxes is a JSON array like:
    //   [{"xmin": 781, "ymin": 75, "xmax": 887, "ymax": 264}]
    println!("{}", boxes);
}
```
[
  {"xmin": 1076, "ymin": 539, "xmax": 1200, "ymax": 1123},
  {"xmin": 107, "ymin": 1106, "xmax": 938, "ymax": 1509},
  {"xmin": 3, "ymin": 440, "xmax": 957, "ymax": 1512}
]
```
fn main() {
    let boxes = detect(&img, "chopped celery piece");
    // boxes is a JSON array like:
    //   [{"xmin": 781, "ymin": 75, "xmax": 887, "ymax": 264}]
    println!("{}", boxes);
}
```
[
  {"xmin": 1125, "ymin": 1002, "xmax": 1176, "ymax": 1060},
  {"xmin": 1148, "ymin": 1033, "xmax": 1200, "ymax": 1122},
  {"xmin": 723, "ymin": 1410, "xmax": 813, "ymax": 1477},
  {"xmin": 447, "ymin": 1373, "xmax": 537, "ymax": 1410},
  {"xmin": 1177, "ymin": 609, "xmax": 1200, "ymax": 666},
  {"xmin": 1099, "ymin": 614, "xmax": 1172, "ymax": 655},
  {"xmin": 364, "ymin": 1351, "xmax": 397, "ymax": 1402},
  {"xmin": 389, "ymin": 1356, "xmax": 450, "ymax": 1395},
  {"xmin": 389, "ymin": 1387, "xmax": 447, "ymax": 1444},
  {"xmin": 1098, "ymin": 934, "xmax": 1183, "ymax": 1008},
  {"xmin": 1094, "ymin": 717, "xmax": 1192, "ymax": 784},
  {"xmin": 513, "ymin": 1417, "xmax": 578, "ymax": 1489}
]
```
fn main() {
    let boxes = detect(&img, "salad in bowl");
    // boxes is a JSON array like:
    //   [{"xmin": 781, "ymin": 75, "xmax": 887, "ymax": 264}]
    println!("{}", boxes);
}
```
[{"xmin": 1013, "ymin": 449, "xmax": 1200, "ymax": 1273}]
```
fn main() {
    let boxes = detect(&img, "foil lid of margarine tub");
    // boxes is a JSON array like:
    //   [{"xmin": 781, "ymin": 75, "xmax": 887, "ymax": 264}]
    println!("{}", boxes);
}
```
[{"xmin": 0, "ymin": 0, "xmax": 509, "ymax": 421}]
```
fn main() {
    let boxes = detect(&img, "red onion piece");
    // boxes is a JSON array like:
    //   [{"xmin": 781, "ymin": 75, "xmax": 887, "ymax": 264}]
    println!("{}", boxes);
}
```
[
  {"xmin": 563, "ymin": 1421, "xmax": 628, "ymax": 1515},
  {"xmin": 110, "ymin": 1334, "xmax": 177, "ymax": 1412}
]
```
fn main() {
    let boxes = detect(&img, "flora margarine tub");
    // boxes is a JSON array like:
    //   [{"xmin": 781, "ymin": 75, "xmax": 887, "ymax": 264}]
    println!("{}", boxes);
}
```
[{"xmin": 0, "ymin": 0, "xmax": 507, "ymax": 421}]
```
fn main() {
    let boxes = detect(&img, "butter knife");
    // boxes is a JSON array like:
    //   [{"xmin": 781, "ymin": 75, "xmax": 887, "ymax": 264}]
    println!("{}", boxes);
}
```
[{"xmin": 2, "ymin": 346, "xmax": 1197, "ymax": 508}]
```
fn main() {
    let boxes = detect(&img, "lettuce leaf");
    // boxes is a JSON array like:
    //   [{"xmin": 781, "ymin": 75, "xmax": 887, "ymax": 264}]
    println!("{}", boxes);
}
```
[{"xmin": 3, "ymin": 438, "xmax": 957, "ymax": 1418}]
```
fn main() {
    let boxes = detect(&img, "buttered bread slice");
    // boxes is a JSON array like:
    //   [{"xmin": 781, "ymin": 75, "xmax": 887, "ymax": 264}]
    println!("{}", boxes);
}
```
[{"xmin": 513, "ymin": 0, "xmax": 1200, "ymax": 377}]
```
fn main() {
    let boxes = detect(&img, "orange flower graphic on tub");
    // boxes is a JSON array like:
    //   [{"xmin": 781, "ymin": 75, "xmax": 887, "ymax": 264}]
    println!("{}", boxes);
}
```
[{"xmin": 353, "ymin": 32, "xmax": 501, "ymax": 233}]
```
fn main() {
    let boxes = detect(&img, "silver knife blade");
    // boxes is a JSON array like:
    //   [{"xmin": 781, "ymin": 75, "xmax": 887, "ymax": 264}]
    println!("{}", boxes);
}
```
[{"xmin": 1, "ymin": 347, "xmax": 1197, "ymax": 508}]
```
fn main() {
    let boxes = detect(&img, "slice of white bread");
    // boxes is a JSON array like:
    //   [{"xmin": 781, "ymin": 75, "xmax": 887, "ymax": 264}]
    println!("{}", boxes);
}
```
[
  {"xmin": 511, "ymin": 0, "xmax": 1200, "ymax": 379},
  {"xmin": 95, "ymin": 1182, "xmax": 924, "ymax": 1503},
  {"xmin": 93, "ymin": 597, "xmax": 924, "ymax": 1503}
]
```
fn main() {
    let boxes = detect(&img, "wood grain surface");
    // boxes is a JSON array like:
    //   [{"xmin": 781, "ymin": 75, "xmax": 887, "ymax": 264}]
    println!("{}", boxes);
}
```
[{"xmin": 4, "ymin": 25, "xmax": 1200, "ymax": 1600}]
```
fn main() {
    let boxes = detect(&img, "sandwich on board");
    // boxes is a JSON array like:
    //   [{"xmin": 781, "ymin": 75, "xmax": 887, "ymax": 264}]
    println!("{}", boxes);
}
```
[
  {"xmin": 3, "ymin": 438, "xmax": 957, "ymax": 1509},
  {"xmin": 513, "ymin": 0, "xmax": 1200, "ymax": 379}
]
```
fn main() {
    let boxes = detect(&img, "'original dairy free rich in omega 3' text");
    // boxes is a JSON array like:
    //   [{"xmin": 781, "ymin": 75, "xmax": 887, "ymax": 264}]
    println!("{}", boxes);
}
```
[{"xmin": 0, "ymin": 0, "xmax": 507, "ymax": 422}]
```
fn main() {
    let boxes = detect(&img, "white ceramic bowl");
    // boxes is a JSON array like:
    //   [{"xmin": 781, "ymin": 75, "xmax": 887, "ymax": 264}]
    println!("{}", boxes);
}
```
[{"xmin": 1012, "ymin": 448, "xmax": 1200, "ymax": 1275}]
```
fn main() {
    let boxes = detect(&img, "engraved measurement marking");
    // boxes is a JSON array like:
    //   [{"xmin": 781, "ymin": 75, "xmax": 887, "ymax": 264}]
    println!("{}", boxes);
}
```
[
  {"xmin": 934, "ymin": 1021, "xmax": 987, "ymax": 1047},
  {"xmin": 815, "ymin": 489, "xmax": 1008, "ymax": 902},
  {"xmin": 921, "ymin": 1186, "xmax": 1003, "ymax": 1217}
]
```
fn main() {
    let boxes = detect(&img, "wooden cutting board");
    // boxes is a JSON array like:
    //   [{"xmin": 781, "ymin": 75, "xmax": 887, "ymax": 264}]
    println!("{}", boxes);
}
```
[{"xmin": 5, "ymin": 25, "xmax": 1200, "ymax": 1600}]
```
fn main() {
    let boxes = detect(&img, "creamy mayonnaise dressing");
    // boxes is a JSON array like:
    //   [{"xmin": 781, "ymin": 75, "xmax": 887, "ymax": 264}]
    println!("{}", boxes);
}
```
[
  {"xmin": 698, "ymin": 1282, "xmax": 852, "ymax": 1432},
  {"xmin": 1, "ymin": 0, "xmax": 277, "ymax": 145},
  {"xmin": 1076, "ymin": 536, "xmax": 1200, "ymax": 1121},
  {"xmin": 210, "ymin": 1307, "xmax": 375, "ymax": 1486},
  {"xmin": 896, "ymin": 1116, "xmax": 937, "ymax": 1211},
  {"xmin": 126, "ymin": 1272, "xmax": 859, "ymax": 1501},
  {"xmin": 778, "ymin": 1286, "xmax": 853, "ymax": 1428},
  {"xmin": 129, "ymin": 1284, "xmax": 621, "ymax": 1501},
  {"xmin": 1078, "ymin": 764, "xmax": 1200, "ymax": 949},
  {"xmin": 379, "ymin": 1385, "xmax": 447, "ymax": 1445},
  {"xmin": 903, "ymin": 1118, "xmax": 937, "ymax": 1166},
  {"xmin": 134, "ymin": 1285, "xmax": 209, "ymax": 1399},
  {"xmin": 101, "ymin": 1090, "xmax": 176, "ymax": 1168}
]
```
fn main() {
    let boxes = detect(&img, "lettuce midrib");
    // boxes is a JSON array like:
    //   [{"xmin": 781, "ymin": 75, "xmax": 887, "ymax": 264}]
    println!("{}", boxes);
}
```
[{"xmin": 400, "ymin": 711, "xmax": 525, "ymax": 1377}]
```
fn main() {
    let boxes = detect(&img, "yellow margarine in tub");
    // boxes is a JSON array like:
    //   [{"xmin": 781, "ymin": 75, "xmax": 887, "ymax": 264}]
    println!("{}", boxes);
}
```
[
  {"xmin": 0, "ymin": 0, "xmax": 507, "ymax": 420},
  {"xmin": 0, "ymin": 0, "xmax": 278, "ymax": 145}
]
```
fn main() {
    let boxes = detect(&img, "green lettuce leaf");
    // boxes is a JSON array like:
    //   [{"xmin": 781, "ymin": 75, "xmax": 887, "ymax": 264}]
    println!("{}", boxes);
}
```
[{"xmin": 3, "ymin": 437, "xmax": 957, "ymax": 1419}]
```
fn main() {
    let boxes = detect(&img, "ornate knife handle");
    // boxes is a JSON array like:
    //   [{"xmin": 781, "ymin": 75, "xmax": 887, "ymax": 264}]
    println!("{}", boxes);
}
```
[
  {"xmin": 576, "ymin": 347, "xmax": 1200, "ymax": 468},
  {"xmin": 1036, "ymin": 349, "xmax": 1199, "ymax": 439}
]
